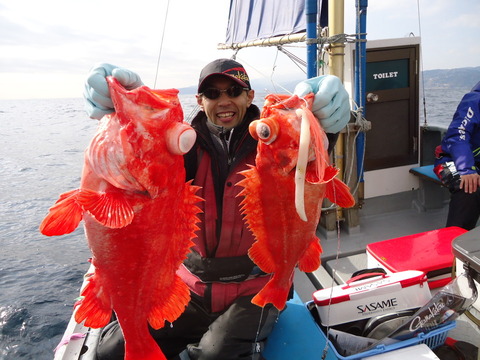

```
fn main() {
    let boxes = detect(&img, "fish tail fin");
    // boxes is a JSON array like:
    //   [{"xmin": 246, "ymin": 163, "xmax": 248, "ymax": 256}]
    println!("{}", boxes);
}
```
[
  {"xmin": 325, "ymin": 175, "xmax": 356, "ymax": 208},
  {"xmin": 74, "ymin": 272, "xmax": 112, "ymax": 328},
  {"xmin": 298, "ymin": 238, "xmax": 322, "ymax": 273},
  {"xmin": 148, "ymin": 274, "xmax": 190, "ymax": 330},
  {"xmin": 39, "ymin": 189, "xmax": 84, "ymax": 236},
  {"xmin": 251, "ymin": 276, "xmax": 289, "ymax": 311}
]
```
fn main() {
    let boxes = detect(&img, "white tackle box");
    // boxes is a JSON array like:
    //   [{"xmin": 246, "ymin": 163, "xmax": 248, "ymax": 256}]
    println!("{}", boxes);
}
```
[{"xmin": 313, "ymin": 270, "xmax": 431, "ymax": 326}]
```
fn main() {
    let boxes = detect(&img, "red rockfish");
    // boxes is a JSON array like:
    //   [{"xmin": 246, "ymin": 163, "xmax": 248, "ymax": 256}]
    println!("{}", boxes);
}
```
[
  {"xmin": 237, "ymin": 94, "xmax": 355, "ymax": 310},
  {"xmin": 40, "ymin": 77, "xmax": 202, "ymax": 360}
]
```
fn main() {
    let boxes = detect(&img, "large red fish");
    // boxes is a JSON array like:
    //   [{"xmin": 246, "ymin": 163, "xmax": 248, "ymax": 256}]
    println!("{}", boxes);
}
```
[
  {"xmin": 40, "ymin": 77, "xmax": 202, "ymax": 360},
  {"xmin": 237, "ymin": 94, "xmax": 355, "ymax": 310}
]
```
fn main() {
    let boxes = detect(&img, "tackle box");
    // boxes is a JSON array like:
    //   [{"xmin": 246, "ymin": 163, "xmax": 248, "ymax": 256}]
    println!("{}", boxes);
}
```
[
  {"xmin": 318, "ymin": 318, "xmax": 455, "ymax": 360},
  {"xmin": 366, "ymin": 227, "xmax": 467, "ymax": 289},
  {"xmin": 313, "ymin": 270, "xmax": 431, "ymax": 326}
]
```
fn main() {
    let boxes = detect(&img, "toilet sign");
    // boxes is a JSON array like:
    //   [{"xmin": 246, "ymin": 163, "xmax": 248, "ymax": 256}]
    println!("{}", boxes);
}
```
[{"xmin": 367, "ymin": 59, "xmax": 409, "ymax": 91}]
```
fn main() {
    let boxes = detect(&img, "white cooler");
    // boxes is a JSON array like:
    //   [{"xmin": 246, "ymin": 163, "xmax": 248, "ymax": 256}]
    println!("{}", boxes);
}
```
[{"xmin": 313, "ymin": 270, "xmax": 432, "ymax": 326}]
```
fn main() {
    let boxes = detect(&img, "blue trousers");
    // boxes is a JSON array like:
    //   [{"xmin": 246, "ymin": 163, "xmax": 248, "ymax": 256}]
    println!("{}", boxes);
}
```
[{"xmin": 446, "ymin": 189, "xmax": 480, "ymax": 230}]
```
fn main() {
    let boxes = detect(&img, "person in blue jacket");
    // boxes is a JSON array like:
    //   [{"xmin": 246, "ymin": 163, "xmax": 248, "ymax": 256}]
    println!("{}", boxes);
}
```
[{"xmin": 434, "ymin": 80, "xmax": 480, "ymax": 230}]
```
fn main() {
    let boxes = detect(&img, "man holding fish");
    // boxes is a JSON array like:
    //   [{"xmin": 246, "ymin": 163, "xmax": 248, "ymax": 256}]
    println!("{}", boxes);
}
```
[{"xmin": 83, "ymin": 59, "xmax": 351, "ymax": 360}]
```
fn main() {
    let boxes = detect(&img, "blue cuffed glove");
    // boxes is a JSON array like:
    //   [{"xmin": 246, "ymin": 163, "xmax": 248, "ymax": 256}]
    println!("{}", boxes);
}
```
[
  {"xmin": 294, "ymin": 75, "xmax": 350, "ymax": 133},
  {"xmin": 83, "ymin": 63, "xmax": 144, "ymax": 120}
]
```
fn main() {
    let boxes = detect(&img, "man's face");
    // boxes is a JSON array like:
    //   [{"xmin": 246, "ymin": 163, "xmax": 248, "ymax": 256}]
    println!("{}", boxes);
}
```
[{"xmin": 196, "ymin": 75, "xmax": 255, "ymax": 129}]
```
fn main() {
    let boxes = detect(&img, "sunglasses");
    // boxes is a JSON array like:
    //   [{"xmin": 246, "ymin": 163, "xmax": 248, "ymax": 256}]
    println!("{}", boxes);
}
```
[{"xmin": 200, "ymin": 86, "xmax": 249, "ymax": 100}]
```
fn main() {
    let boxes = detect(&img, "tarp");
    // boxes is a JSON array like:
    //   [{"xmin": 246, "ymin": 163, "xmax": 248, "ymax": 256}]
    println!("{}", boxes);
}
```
[{"xmin": 225, "ymin": 0, "xmax": 327, "ymax": 45}]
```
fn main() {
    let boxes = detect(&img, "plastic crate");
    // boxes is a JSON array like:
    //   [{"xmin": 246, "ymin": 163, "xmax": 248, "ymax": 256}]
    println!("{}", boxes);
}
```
[{"xmin": 321, "ymin": 321, "xmax": 455, "ymax": 360}]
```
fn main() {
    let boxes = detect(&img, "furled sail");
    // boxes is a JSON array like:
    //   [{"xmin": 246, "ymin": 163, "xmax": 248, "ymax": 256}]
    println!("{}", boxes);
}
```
[{"xmin": 225, "ymin": 0, "xmax": 326, "ymax": 45}]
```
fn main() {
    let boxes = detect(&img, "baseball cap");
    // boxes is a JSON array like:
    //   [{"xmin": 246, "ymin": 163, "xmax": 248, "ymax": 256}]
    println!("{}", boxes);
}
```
[{"xmin": 198, "ymin": 59, "xmax": 251, "ymax": 93}]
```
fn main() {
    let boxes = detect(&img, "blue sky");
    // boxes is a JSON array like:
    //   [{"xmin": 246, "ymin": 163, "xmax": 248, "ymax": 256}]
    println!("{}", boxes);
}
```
[{"xmin": 1, "ymin": 0, "xmax": 479, "ymax": 99}]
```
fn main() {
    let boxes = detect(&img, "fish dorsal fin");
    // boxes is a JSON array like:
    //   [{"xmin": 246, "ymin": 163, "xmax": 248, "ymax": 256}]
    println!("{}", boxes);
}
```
[
  {"xmin": 39, "ymin": 189, "xmax": 83, "ymax": 236},
  {"xmin": 77, "ymin": 189, "xmax": 134, "ymax": 228}
]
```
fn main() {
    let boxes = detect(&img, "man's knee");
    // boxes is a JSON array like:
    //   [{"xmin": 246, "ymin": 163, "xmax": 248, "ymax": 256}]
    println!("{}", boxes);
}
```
[
  {"xmin": 187, "ymin": 341, "xmax": 264, "ymax": 360},
  {"xmin": 96, "ymin": 321, "xmax": 125, "ymax": 360}
]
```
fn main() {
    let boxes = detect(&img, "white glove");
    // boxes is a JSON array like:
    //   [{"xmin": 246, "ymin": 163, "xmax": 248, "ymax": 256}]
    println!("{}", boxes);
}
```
[
  {"xmin": 294, "ymin": 75, "xmax": 350, "ymax": 133},
  {"xmin": 83, "ymin": 63, "xmax": 144, "ymax": 120}
]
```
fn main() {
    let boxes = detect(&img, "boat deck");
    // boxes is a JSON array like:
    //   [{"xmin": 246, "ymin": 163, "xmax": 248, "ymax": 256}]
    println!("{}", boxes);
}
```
[
  {"xmin": 320, "ymin": 191, "xmax": 450, "ymax": 262},
  {"xmin": 57, "ymin": 190, "xmax": 480, "ymax": 360},
  {"xmin": 293, "ymin": 192, "xmax": 480, "ymax": 358},
  {"xmin": 295, "ymin": 189, "xmax": 451, "ymax": 300}
]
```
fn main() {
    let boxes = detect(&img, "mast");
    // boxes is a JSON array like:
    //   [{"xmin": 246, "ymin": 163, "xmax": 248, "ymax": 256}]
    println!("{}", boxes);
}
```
[
  {"xmin": 328, "ymin": 0, "xmax": 345, "ymax": 80},
  {"xmin": 305, "ymin": 0, "xmax": 318, "ymax": 78},
  {"xmin": 217, "ymin": 33, "xmax": 306, "ymax": 50},
  {"xmin": 322, "ymin": 0, "xmax": 348, "ymax": 229},
  {"xmin": 355, "ymin": 0, "xmax": 368, "ymax": 182}
]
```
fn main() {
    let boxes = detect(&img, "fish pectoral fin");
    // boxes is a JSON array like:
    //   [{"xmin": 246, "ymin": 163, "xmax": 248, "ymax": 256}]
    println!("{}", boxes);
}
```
[
  {"xmin": 325, "ymin": 177, "xmax": 356, "ymax": 208},
  {"xmin": 39, "ymin": 189, "xmax": 84, "ymax": 236},
  {"xmin": 74, "ymin": 273, "xmax": 112, "ymax": 328},
  {"xmin": 248, "ymin": 241, "xmax": 276, "ymax": 274},
  {"xmin": 77, "ymin": 189, "xmax": 134, "ymax": 228},
  {"xmin": 148, "ymin": 275, "xmax": 191, "ymax": 330},
  {"xmin": 298, "ymin": 238, "xmax": 322, "ymax": 272}
]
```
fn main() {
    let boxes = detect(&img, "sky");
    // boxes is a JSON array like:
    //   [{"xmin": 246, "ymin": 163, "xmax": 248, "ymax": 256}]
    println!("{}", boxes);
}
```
[{"xmin": 1, "ymin": 0, "xmax": 479, "ymax": 100}]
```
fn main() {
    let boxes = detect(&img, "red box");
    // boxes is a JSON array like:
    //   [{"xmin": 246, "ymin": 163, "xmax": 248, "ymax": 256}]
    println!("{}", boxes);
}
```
[{"xmin": 366, "ymin": 227, "xmax": 467, "ymax": 289}]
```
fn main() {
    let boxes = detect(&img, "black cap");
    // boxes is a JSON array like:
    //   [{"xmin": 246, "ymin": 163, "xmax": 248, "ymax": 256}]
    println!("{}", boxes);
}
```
[{"xmin": 198, "ymin": 59, "xmax": 251, "ymax": 93}]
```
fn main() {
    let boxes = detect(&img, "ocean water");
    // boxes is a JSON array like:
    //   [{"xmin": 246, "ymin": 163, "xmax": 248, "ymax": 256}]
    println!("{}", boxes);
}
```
[{"xmin": 0, "ymin": 88, "xmax": 468, "ymax": 359}]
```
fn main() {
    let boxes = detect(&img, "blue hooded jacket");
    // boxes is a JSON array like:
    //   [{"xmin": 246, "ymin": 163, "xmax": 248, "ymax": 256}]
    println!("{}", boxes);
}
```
[{"xmin": 435, "ymin": 81, "xmax": 480, "ymax": 175}]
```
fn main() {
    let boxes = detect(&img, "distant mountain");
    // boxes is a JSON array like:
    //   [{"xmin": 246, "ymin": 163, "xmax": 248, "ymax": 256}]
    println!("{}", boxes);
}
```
[
  {"xmin": 422, "ymin": 66, "xmax": 480, "ymax": 90},
  {"xmin": 179, "ymin": 66, "xmax": 480, "ymax": 94}
]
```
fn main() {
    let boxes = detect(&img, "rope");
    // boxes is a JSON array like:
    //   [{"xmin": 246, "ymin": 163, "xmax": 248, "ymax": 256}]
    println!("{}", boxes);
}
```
[
  {"xmin": 320, "ymin": 167, "xmax": 346, "ymax": 360},
  {"xmin": 416, "ymin": 0, "xmax": 428, "ymax": 128},
  {"xmin": 345, "ymin": 105, "xmax": 368, "ymax": 197},
  {"xmin": 153, "ymin": 0, "xmax": 171, "ymax": 88},
  {"xmin": 306, "ymin": 32, "xmax": 359, "ymax": 46},
  {"xmin": 233, "ymin": 54, "xmax": 292, "ymax": 94},
  {"xmin": 277, "ymin": 46, "xmax": 307, "ymax": 70},
  {"xmin": 184, "ymin": 104, "xmax": 201, "ymax": 124}
]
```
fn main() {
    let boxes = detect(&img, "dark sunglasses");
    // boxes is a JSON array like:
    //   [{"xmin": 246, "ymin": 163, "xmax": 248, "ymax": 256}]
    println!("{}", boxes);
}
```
[{"xmin": 200, "ymin": 86, "xmax": 249, "ymax": 100}]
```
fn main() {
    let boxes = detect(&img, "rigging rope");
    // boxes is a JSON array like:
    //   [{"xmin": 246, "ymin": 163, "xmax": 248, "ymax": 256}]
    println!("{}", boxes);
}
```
[
  {"xmin": 277, "ymin": 46, "xmax": 307, "ymax": 70},
  {"xmin": 153, "ymin": 0, "xmax": 171, "ymax": 89},
  {"xmin": 416, "ymin": 0, "xmax": 428, "ymax": 128}
]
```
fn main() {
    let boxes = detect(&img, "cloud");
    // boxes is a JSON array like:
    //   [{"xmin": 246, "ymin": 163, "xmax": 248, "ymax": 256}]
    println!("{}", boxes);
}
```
[{"xmin": 1, "ymin": 0, "xmax": 479, "ymax": 99}]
